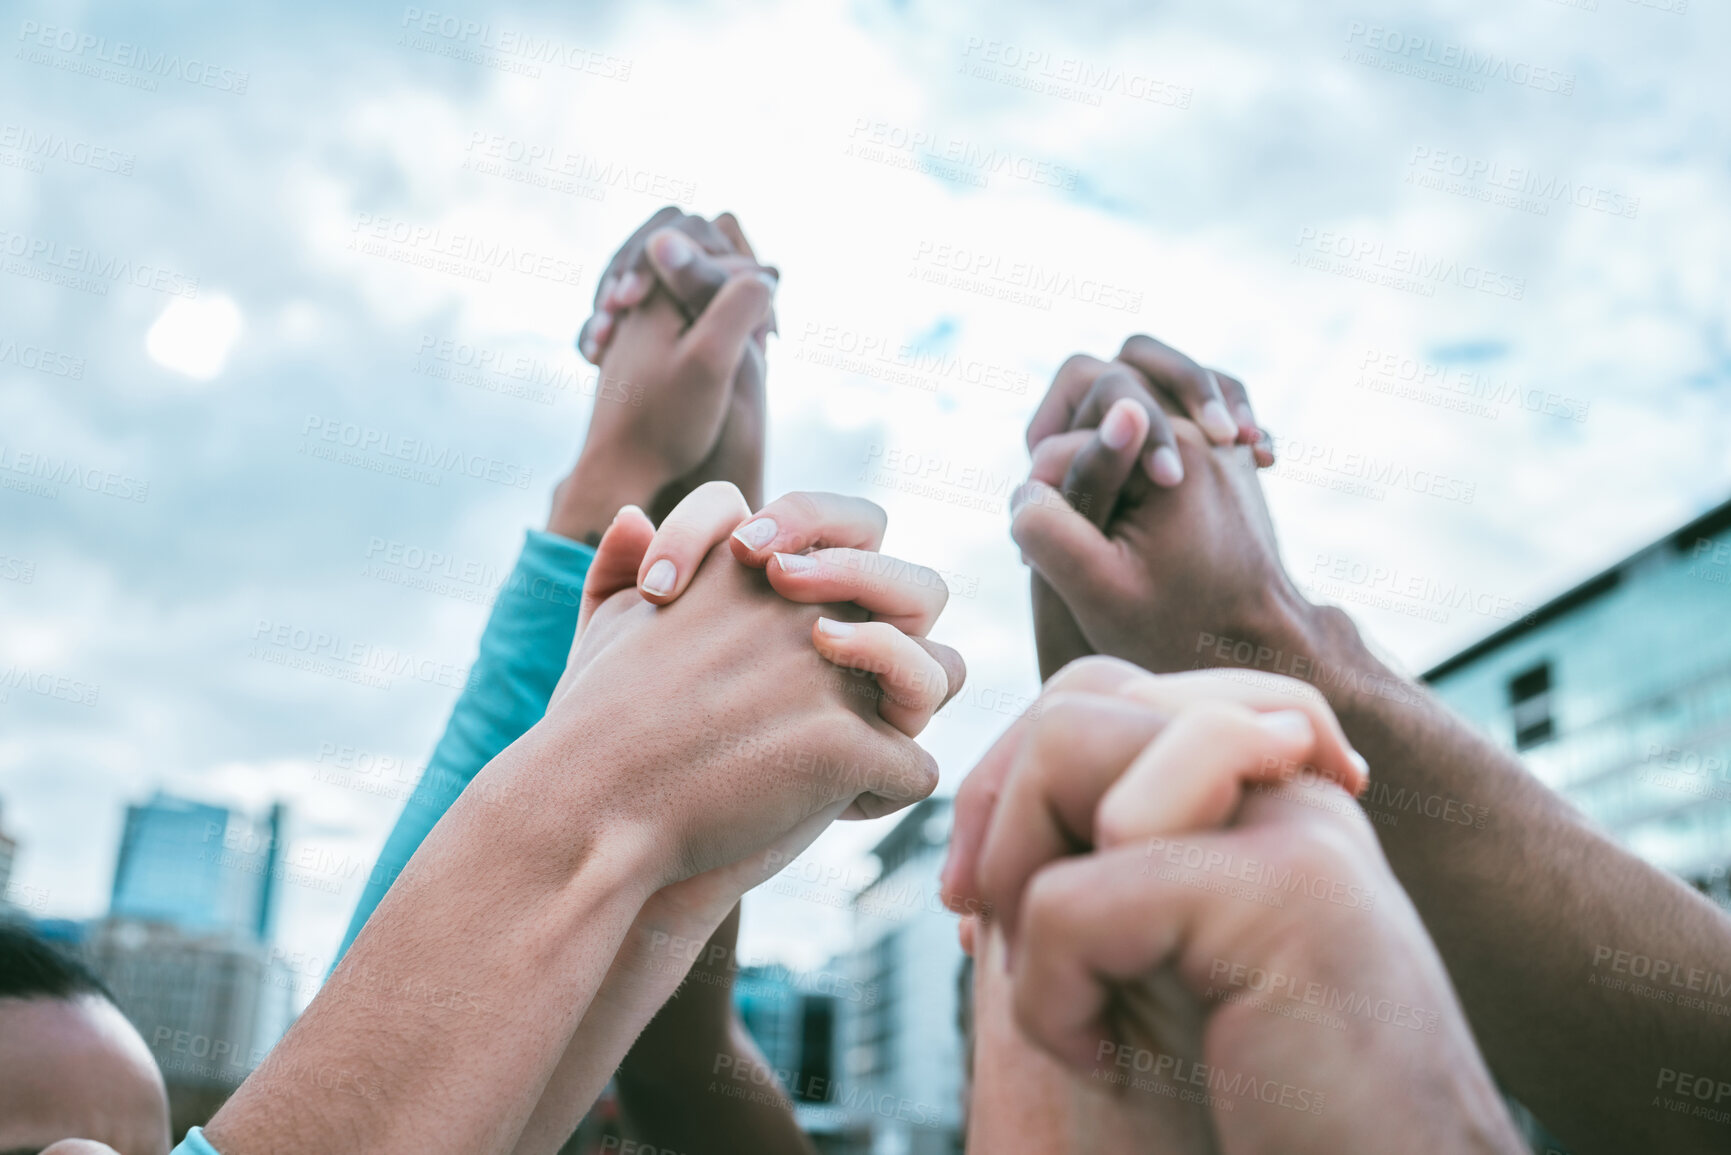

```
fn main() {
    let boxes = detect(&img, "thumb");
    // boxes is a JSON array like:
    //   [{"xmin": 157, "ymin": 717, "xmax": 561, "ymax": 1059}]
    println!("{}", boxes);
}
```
[
  {"xmin": 1009, "ymin": 480, "xmax": 1118, "ymax": 618},
  {"xmin": 674, "ymin": 270, "xmax": 776, "ymax": 392},
  {"xmin": 577, "ymin": 505, "xmax": 656, "ymax": 635}
]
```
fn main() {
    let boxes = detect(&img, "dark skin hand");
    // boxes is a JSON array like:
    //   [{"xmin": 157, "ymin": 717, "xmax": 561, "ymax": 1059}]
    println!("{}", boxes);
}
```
[
  {"xmin": 576, "ymin": 208, "xmax": 777, "ymax": 518},
  {"xmin": 564, "ymin": 212, "xmax": 804, "ymax": 1153},
  {"xmin": 1025, "ymin": 337, "xmax": 1274, "ymax": 679},
  {"xmin": 1000, "ymin": 336, "xmax": 1731, "ymax": 1155}
]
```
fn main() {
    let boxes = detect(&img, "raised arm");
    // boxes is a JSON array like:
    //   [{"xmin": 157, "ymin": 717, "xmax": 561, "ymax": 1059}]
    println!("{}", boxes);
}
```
[
  {"xmin": 338, "ymin": 207, "xmax": 768, "ymax": 961},
  {"xmin": 994, "ymin": 336, "xmax": 1731, "ymax": 1155},
  {"xmin": 201, "ymin": 502, "xmax": 954, "ymax": 1154}
]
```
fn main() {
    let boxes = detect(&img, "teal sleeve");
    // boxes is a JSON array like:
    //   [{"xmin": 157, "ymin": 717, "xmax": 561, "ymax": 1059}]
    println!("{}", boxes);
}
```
[
  {"xmin": 173, "ymin": 1127, "xmax": 221, "ymax": 1155},
  {"xmin": 335, "ymin": 529, "xmax": 594, "ymax": 964}
]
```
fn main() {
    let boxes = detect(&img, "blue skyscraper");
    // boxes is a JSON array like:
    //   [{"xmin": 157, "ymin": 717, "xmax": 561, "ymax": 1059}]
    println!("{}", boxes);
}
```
[
  {"xmin": 109, "ymin": 792, "xmax": 284, "ymax": 941},
  {"xmin": 1427, "ymin": 496, "xmax": 1731, "ymax": 903}
]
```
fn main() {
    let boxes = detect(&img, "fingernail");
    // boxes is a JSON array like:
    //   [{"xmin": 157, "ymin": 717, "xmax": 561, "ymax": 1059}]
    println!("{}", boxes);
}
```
[
  {"xmin": 1347, "ymin": 749, "xmax": 1370, "ymax": 780},
  {"xmin": 1099, "ymin": 400, "xmax": 1138, "ymax": 451},
  {"xmin": 616, "ymin": 269, "xmax": 646, "ymax": 302},
  {"xmin": 752, "ymin": 271, "xmax": 779, "ymax": 294},
  {"xmin": 641, "ymin": 558, "xmax": 676, "ymax": 596},
  {"xmin": 816, "ymin": 617, "xmax": 856, "ymax": 638},
  {"xmin": 649, "ymin": 230, "xmax": 692, "ymax": 270},
  {"xmin": 1009, "ymin": 480, "xmax": 1043, "ymax": 520},
  {"xmin": 775, "ymin": 551, "xmax": 818, "ymax": 576},
  {"xmin": 1149, "ymin": 446, "xmax": 1184, "ymax": 487},
  {"xmin": 1232, "ymin": 403, "xmax": 1257, "ymax": 442},
  {"xmin": 1199, "ymin": 399, "xmax": 1237, "ymax": 444},
  {"xmin": 733, "ymin": 517, "xmax": 778, "ymax": 550},
  {"xmin": 1256, "ymin": 710, "xmax": 1314, "ymax": 742}
]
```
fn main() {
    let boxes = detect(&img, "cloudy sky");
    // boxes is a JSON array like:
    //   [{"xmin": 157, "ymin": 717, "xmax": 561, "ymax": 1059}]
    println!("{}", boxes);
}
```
[{"xmin": 2, "ymin": 0, "xmax": 1727, "ymax": 981}]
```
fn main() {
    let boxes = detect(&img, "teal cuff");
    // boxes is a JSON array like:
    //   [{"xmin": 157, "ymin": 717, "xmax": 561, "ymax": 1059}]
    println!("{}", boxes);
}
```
[
  {"xmin": 334, "ymin": 528, "xmax": 594, "ymax": 965},
  {"xmin": 173, "ymin": 1127, "xmax": 221, "ymax": 1155}
]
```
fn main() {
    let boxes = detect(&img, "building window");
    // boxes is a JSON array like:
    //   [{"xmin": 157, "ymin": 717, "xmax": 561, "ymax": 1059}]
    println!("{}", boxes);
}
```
[{"xmin": 1509, "ymin": 661, "xmax": 1555, "ymax": 751}]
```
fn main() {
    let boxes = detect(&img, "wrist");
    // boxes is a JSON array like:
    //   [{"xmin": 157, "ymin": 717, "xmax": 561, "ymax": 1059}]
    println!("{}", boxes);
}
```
[
  {"xmin": 546, "ymin": 454, "xmax": 671, "ymax": 542},
  {"xmin": 482, "ymin": 726, "xmax": 681, "ymax": 899},
  {"xmin": 1219, "ymin": 582, "xmax": 1406, "ymax": 714}
]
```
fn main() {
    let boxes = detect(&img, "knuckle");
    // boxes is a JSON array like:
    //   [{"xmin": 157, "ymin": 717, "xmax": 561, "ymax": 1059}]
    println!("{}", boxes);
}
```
[
  {"xmin": 1023, "ymin": 865, "xmax": 1079, "ymax": 936},
  {"xmin": 1050, "ymin": 654, "xmax": 1136, "ymax": 692},
  {"xmin": 775, "ymin": 490, "xmax": 826, "ymax": 529},
  {"xmin": 1057, "ymin": 352, "xmax": 1101, "ymax": 381},
  {"xmin": 694, "ymin": 479, "xmax": 744, "ymax": 505}
]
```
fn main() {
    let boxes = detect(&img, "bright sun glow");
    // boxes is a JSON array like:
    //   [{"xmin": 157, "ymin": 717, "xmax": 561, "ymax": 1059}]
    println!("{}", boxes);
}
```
[{"xmin": 145, "ymin": 294, "xmax": 244, "ymax": 381}]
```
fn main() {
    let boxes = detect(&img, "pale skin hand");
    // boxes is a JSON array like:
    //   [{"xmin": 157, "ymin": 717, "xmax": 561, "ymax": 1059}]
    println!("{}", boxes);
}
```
[
  {"xmin": 515, "ymin": 486, "xmax": 964, "ymax": 1152},
  {"xmin": 949, "ymin": 662, "xmax": 1524, "ymax": 1155},
  {"xmin": 203, "ymin": 501, "xmax": 950, "ymax": 1154},
  {"xmin": 1012, "ymin": 336, "xmax": 1731, "ymax": 1154},
  {"xmin": 947, "ymin": 659, "xmax": 1367, "ymax": 1153}
]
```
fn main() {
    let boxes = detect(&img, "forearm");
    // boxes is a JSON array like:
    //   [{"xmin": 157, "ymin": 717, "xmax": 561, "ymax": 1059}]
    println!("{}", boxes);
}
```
[
  {"xmin": 616, "ymin": 1012, "xmax": 814, "ymax": 1155},
  {"xmin": 338, "ymin": 530, "xmax": 592, "ymax": 963},
  {"xmin": 209, "ymin": 740, "xmax": 658, "ymax": 1155},
  {"xmin": 609, "ymin": 904, "xmax": 813, "ymax": 1155},
  {"xmin": 1287, "ymin": 602, "xmax": 1731, "ymax": 1152},
  {"xmin": 511, "ymin": 900, "xmax": 741, "ymax": 1153}
]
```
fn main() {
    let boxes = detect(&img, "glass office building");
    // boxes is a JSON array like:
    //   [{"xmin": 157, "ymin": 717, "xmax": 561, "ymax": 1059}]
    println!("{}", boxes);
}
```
[
  {"xmin": 110, "ymin": 792, "xmax": 285, "ymax": 941},
  {"xmin": 1426, "ymin": 497, "xmax": 1731, "ymax": 904}
]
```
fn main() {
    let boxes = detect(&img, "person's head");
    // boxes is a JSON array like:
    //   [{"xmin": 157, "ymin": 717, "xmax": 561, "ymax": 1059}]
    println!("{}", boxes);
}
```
[{"xmin": 0, "ymin": 925, "xmax": 170, "ymax": 1155}]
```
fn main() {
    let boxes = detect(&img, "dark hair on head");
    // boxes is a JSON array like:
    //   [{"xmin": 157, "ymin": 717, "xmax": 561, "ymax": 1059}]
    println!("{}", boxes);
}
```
[{"xmin": 0, "ymin": 922, "xmax": 113, "ymax": 1002}]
